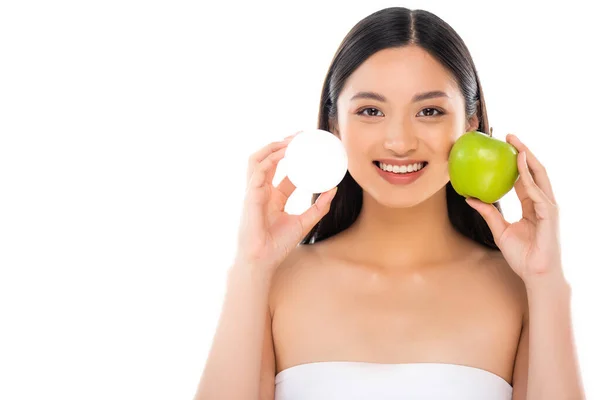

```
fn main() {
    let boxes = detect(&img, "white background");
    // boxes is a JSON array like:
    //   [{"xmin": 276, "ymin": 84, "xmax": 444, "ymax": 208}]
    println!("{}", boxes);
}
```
[{"xmin": 1, "ymin": 1, "xmax": 598, "ymax": 399}]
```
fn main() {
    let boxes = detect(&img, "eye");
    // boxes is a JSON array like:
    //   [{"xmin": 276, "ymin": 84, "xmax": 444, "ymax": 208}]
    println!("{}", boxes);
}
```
[
  {"xmin": 357, "ymin": 107, "xmax": 384, "ymax": 117},
  {"xmin": 417, "ymin": 107, "xmax": 445, "ymax": 117}
]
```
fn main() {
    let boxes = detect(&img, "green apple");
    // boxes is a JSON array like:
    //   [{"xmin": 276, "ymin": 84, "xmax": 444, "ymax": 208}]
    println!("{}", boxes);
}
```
[{"xmin": 448, "ymin": 131, "xmax": 519, "ymax": 203}]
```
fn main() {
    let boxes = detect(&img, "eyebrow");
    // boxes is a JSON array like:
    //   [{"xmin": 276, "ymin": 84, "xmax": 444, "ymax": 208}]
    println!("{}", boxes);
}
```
[{"xmin": 350, "ymin": 90, "xmax": 449, "ymax": 103}]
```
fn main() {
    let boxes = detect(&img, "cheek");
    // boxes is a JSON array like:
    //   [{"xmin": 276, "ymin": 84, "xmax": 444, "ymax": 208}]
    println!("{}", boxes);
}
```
[
  {"xmin": 338, "ymin": 129, "xmax": 377, "ymax": 174},
  {"xmin": 422, "ymin": 119, "xmax": 464, "ymax": 156},
  {"xmin": 418, "ymin": 129, "xmax": 454, "ymax": 158},
  {"xmin": 339, "ymin": 120, "xmax": 372, "ymax": 151},
  {"xmin": 342, "ymin": 135, "xmax": 369, "ymax": 167},
  {"xmin": 444, "ymin": 124, "xmax": 470, "ymax": 156}
]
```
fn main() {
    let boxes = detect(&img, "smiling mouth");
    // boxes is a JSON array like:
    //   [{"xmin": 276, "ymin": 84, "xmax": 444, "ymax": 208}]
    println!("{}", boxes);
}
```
[{"xmin": 373, "ymin": 161, "xmax": 429, "ymax": 174}]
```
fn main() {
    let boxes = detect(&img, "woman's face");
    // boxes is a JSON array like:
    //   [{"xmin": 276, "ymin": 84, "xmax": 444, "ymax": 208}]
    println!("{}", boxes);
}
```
[{"xmin": 333, "ymin": 45, "xmax": 478, "ymax": 208}]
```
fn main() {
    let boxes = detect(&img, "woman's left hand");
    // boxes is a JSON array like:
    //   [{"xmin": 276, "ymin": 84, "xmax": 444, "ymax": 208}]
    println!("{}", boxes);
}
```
[{"xmin": 465, "ymin": 134, "xmax": 563, "ymax": 283}]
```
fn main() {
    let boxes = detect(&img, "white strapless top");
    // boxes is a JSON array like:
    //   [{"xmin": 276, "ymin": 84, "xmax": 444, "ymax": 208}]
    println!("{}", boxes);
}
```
[{"xmin": 274, "ymin": 361, "xmax": 512, "ymax": 400}]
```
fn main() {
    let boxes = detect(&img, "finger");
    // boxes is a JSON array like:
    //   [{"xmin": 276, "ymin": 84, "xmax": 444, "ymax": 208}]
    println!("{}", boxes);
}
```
[
  {"xmin": 513, "ymin": 176, "xmax": 536, "ymax": 222},
  {"xmin": 248, "ymin": 146, "xmax": 287, "ymax": 190},
  {"xmin": 517, "ymin": 151, "xmax": 557, "ymax": 221},
  {"xmin": 247, "ymin": 140, "xmax": 290, "ymax": 184},
  {"xmin": 506, "ymin": 134, "xmax": 556, "ymax": 203},
  {"xmin": 465, "ymin": 197, "xmax": 509, "ymax": 244},
  {"xmin": 284, "ymin": 130, "xmax": 303, "ymax": 140},
  {"xmin": 517, "ymin": 151, "xmax": 550, "ymax": 205},
  {"xmin": 276, "ymin": 176, "xmax": 296, "ymax": 199},
  {"xmin": 246, "ymin": 137, "xmax": 295, "ymax": 185},
  {"xmin": 297, "ymin": 186, "xmax": 338, "ymax": 237}
]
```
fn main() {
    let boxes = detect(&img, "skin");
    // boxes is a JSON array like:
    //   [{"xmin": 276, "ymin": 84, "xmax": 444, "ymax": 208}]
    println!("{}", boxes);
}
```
[
  {"xmin": 261, "ymin": 45, "xmax": 530, "ymax": 396},
  {"xmin": 197, "ymin": 44, "xmax": 584, "ymax": 400}
]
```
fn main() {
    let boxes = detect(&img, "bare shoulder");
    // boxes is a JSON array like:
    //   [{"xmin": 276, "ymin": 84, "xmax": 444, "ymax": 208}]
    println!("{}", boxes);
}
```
[
  {"xmin": 480, "ymin": 247, "xmax": 528, "ymax": 317},
  {"xmin": 267, "ymin": 242, "xmax": 323, "ymax": 318}
]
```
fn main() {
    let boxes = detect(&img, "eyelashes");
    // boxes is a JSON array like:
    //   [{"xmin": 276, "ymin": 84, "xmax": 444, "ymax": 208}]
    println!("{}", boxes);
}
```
[
  {"xmin": 417, "ymin": 107, "xmax": 445, "ymax": 117},
  {"xmin": 356, "ymin": 107, "xmax": 446, "ymax": 118},
  {"xmin": 357, "ymin": 107, "xmax": 384, "ymax": 117}
]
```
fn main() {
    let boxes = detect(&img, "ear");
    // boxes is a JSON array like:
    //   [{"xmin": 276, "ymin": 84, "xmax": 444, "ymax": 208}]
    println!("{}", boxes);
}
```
[{"xmin": 466, "ymin": 114, "xmax": 479, "ymax": 132}]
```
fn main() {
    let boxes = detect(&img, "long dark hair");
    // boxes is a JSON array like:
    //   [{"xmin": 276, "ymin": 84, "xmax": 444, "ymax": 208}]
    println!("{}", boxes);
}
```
[{"xmin": 300, "ymin": 7, "xmax": 501, "ymax": 250}]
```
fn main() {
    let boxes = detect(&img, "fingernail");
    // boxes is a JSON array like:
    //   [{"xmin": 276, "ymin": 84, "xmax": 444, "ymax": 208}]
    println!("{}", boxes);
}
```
[
  {"xmin": 324, "ymin": 187, "xmax": 335, "ymax": 199},
  {"xmin": 320, "ymin": 187, "xmax": 337, "ymax": 203},
  {"xmin": 285, "ymin": 131, "xmax": 298, "ymax": 138}
]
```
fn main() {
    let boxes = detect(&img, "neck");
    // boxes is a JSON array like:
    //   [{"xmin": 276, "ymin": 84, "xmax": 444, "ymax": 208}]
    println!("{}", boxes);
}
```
[{"xmin": 342, "ymin": 185, "xmax": 468, "ymax": 270}]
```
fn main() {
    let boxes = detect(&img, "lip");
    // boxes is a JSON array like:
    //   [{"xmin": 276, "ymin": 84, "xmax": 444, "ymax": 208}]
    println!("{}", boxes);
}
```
[
  {"xmin": 374, "ymin": 158, "xmax": 427, "ymax": 167},
  {"xmin": 374, "ymin": 161, "xmax": 427, "ymax": 185}
]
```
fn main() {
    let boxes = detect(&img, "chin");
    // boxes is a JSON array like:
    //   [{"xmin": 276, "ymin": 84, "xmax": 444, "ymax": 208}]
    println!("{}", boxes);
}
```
[
  {"xmin": 371, "ymin": 193, "xmax": 431, "ymax": 209},
  {"xmin": 360, "ymin": 177, "xmax": 448, "ymax": 209}
]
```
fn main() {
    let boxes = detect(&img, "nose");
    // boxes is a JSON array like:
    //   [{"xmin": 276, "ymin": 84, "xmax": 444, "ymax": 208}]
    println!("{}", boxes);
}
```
[{"xmin": 383, "ymin": 124, "xmax": 418, "ymax": 155}]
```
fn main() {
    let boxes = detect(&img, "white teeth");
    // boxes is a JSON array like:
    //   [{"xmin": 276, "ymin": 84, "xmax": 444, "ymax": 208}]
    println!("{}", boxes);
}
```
[{"xmin": 377, "ymin": 162, "xmax": 424, "ymax": 174}]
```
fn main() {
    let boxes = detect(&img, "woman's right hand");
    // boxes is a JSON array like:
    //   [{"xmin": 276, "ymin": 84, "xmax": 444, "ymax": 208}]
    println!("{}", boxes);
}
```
[{"xmin": 233, "ymin": 132, "xmax": 338, "ymax": 274}]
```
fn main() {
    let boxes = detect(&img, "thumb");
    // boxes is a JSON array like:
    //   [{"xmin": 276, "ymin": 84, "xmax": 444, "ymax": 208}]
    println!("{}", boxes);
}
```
[
  {"xmin": 298, "ymin": 186, "xmax": 338, "ymax": 238},
  {"xmin": 465, "ymin": 197, "xmax": 509, "ymax": 244}
]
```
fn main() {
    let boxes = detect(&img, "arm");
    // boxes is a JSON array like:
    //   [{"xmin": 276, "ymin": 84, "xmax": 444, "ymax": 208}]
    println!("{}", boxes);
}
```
[
  {"xmin": 465, "ymin": 135, "xmax": 586, "ymax": 399},
  {"xmin": 512, "ymin": 272, "xmax": 585, "ymax": 400},
  {"xmin": 193, "ymin": 264, "xmax": 274, "ymax": 400},
  {"xmin": 193, "ymin": 132, "xmax": 336, "ymax": 399}
]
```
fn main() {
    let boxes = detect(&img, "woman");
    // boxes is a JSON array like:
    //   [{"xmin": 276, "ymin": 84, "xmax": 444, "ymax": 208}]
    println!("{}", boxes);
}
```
[{"xmin": 196, "ymin": 7, "xmax": 585, "ymax": 400}]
